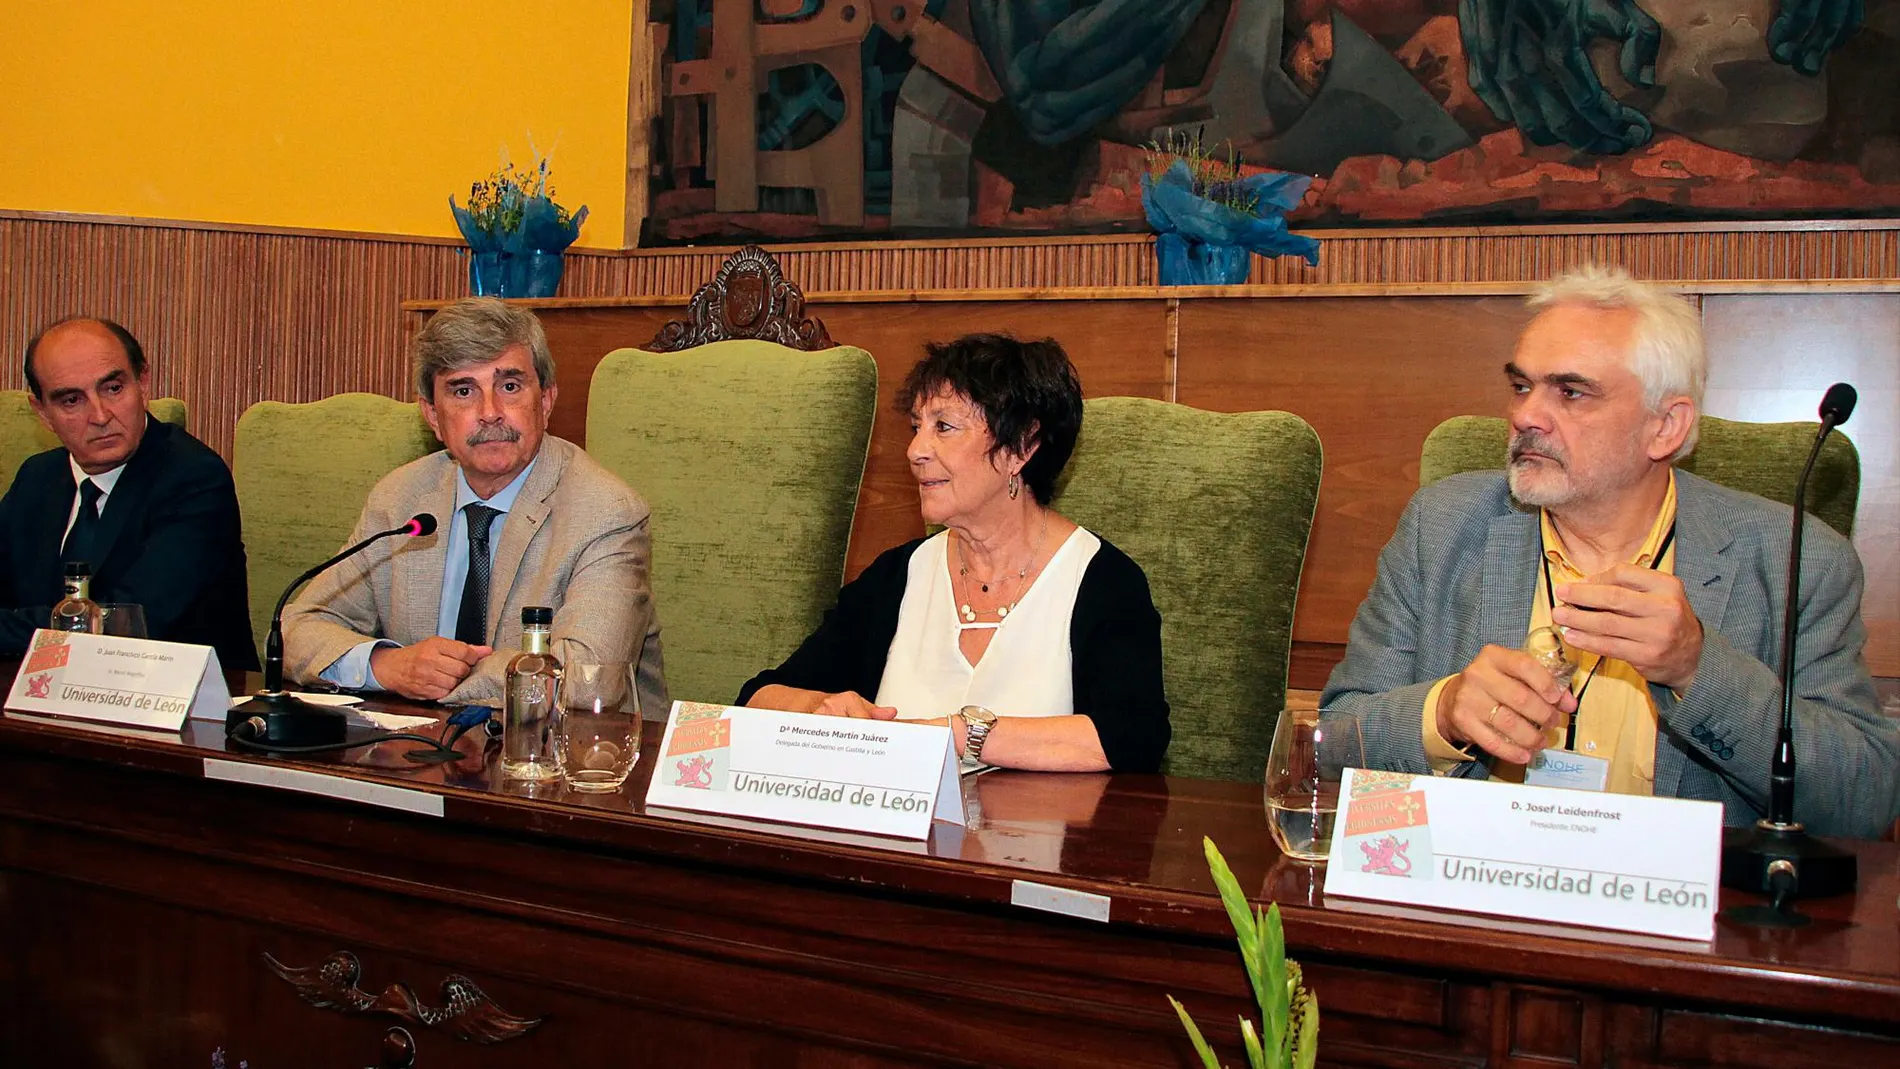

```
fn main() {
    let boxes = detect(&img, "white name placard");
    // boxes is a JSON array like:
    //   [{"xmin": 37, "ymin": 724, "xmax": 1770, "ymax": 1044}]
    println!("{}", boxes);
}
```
[
  {"xmin": 1321, "ymin": 768, "xmax": 1723, "ymax": 941},
  {"xmin": 5, "ymin": 628, "xmax": 226, "ymax": 732},
  {"xmin": 643, "ymin": 702, "xmax": 965, "ymax": 840}
]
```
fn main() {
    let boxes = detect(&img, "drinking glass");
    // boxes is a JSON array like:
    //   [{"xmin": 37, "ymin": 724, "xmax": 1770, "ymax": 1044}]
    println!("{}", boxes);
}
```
[
  {"xmin": 1264, "ymin": 708, "xmax": 1365, "ymax": 863},
  {"xmin": 556, "ymin": 662, "xmax": 640, "ymax": 793},
  {"xmin": 99, "ymin": 603, "xmax": 148, "ymax": 639},
  {"xmin": 1524, "ymin": 625, "xmax": 1577, "ymax": 689}
]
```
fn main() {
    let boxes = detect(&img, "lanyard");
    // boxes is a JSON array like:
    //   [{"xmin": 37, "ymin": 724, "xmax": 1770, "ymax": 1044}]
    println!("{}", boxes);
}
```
[{"xmin": 1541, "ymin": 522, "xmax": 1676, "ymax": 750}]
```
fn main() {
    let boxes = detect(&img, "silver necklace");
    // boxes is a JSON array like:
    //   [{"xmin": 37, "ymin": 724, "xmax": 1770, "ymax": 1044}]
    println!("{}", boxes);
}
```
[{"xmin": 958, "ymin": 514, "xmax": 1049, "ymax": 623}]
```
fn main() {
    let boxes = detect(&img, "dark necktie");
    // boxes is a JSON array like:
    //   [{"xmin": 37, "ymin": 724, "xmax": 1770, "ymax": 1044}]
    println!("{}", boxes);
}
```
[
  {"xmin": 454, "ymin": 503, "xmax": 502, "ymax": 646},
  {"xmin": 62, "ymin": 479, "xmax": 104, "ymax": 564}
]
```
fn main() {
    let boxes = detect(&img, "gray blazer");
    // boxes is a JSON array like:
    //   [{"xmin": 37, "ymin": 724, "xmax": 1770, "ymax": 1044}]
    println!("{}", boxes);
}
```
[
  {"xmin": 283, "ymin": 436, "xmax": 668, "ymax": 714},
  {"xmin": 1323, "ymin": 470, "xmax": 1898, "ymax": 838}
]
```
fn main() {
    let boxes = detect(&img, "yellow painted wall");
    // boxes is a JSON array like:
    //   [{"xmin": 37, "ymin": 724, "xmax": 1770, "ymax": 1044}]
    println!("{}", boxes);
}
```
[{"xmin": 0, "ymin": 1, "xmax": 633, "ymax": 244}]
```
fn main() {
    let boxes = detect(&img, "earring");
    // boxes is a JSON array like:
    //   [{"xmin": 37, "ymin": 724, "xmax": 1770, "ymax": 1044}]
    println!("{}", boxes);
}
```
[{"xmin": 1007, "ymin": 473, "xmax": 1021, "ymax": 500}]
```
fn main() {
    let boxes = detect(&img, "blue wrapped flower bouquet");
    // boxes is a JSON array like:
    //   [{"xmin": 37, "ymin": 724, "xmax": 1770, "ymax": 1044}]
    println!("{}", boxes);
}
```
[{"xmin": 1141, "ymin": 132, "xmax": 1319, "ymax": 286}]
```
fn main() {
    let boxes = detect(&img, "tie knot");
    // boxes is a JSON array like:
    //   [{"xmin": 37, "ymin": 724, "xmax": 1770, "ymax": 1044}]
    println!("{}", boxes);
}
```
[
  {"xmin": 463, "ymin": 502, "xmax": 501, "ymax": 537},
  {"xmin": 78, "ymin": 479, "xmax": 102, "ymax": 507}
]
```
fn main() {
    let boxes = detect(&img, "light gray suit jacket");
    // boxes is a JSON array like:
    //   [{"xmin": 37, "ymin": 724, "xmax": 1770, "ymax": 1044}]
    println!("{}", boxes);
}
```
[
  {"xmin": 1323, "ymin": 470, "xmax": 1898, "ymax": 838},
  {"xmin": 283, "ymin": 436, "xmax": 668, "ymax": 713}
]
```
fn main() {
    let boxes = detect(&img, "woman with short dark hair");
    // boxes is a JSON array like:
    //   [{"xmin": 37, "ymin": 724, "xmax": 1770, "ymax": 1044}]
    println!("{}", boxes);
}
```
[{"xmin": 739, "ymin": 334, "xmax": 1170, "ymax": 772}]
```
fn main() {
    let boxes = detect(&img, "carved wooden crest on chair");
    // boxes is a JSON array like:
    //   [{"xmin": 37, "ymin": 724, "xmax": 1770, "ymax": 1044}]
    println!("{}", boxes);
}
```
[{"xmin": 647, "ymin": 245, "xmax": 833, "ymax": 352}]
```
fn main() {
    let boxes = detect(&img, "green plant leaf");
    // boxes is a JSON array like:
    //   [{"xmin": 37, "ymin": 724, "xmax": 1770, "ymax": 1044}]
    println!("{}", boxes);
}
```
[
  {"xmin": 1203, "ymin": 837, "xmax": 1261, "ymax": 977},
  {"xmin": 1168, "ymin": 995, "xmax": 1226, "ymax": 1069},
  {"xmin": 1293, "ymin": 991, "xmax": 1319, "ymax": 1069},
  {"xmin": 1262, "ymin": 903, "xmax": 1290, "ymax": 1059},
  {"xmin": 1173, "ymin": 839, "xmax": 1320, "ymax": 1069},
  {"xmin": 1240, "ymin": 1015, "xmax": 1269, "ymax": 1069}
]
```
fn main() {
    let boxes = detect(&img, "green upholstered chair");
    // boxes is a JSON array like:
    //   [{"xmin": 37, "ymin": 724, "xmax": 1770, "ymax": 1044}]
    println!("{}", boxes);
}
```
[
  {"xmin": 1419, "ymin": 415, "xmax": 1860, "ymax": 536},
  {"xmin": 586, "ymin": 340, "xmax": 878, "ymax": 707},
  {"xmin": 0, "ymin": 391, "xmax": 189, "ymax": 498},
  {"xmin": 233, "ymin": 394, "xmax": 440, "ymax": 652},
  {"xmin": 1052, "ymin": 397, "xmax": 1324, "ymax": 781}
]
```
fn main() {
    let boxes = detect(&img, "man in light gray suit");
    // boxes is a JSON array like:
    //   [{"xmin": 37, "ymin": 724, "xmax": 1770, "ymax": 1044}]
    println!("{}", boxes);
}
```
[
  {"xmin": 1325, "ymin": 266, "xmax": 1898, "ymax": 838},
  {"xmin": 283, "ymin": 298, "xmax": 667, "ymax": 714}
]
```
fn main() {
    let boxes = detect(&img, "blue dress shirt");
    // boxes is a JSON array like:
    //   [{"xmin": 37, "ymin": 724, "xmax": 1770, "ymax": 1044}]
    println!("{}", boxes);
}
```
[{"xmin": 320, "ymin": 460, "xmax": 538, "ymax": 689}]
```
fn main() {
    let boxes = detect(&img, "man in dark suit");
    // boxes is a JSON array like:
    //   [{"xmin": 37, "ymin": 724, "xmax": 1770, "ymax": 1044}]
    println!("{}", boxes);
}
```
[{"xmin": 0, "ymin": 317, "xmax": 257, "ymax": 669}]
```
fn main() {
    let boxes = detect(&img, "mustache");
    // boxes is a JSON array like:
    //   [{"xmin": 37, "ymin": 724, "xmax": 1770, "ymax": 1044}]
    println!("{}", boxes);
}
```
[
  {"xmin": 1509, "ymin": 431, "xmax": 1565, "ymax": 466},
  {"xmin": 465, "ymin": 423, "xmax": 522, "ymax": 447}
]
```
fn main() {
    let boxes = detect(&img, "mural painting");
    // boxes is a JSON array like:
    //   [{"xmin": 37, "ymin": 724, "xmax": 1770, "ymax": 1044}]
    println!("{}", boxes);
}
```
[{"xmin": 645, "ymin": 0, "xmax": 1900, "ymax": 243}]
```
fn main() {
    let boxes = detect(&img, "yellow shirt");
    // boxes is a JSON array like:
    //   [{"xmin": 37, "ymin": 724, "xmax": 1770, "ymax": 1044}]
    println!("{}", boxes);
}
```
[{"xmin": 1421, "ymin": 473, "xmax": 1679, "ymax": 796}]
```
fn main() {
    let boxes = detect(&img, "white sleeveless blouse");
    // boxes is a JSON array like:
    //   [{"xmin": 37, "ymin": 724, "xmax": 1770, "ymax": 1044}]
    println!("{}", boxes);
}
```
[{"xmin": 874, "ymin": 527, "xmax": 1101, "ymax": 721}]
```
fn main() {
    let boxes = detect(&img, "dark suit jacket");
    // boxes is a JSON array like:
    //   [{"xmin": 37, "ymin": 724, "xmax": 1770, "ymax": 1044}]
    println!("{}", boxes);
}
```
[
  {"xmin": 1323, "ymin": 470, "xmax": 1897, "ymax": 839},
  {"xmin": 0, "ymin": 417, "xmax": 258, "ymax": 670}
]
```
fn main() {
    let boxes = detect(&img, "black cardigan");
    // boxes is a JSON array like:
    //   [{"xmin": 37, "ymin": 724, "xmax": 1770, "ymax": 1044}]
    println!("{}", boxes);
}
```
[{"xmin": 737, "ymin": 535, "xmax": 1171, "ymax": 772}]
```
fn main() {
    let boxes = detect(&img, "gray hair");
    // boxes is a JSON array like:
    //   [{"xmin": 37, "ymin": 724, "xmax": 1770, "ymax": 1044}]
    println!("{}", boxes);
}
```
[
  {"xmin": 412, "ymin": 297, "xmax": 555, "ymax": 401},
  {"xmin": 1527, "ymin": 265, "xmax": 1705, "ymax": 459}
]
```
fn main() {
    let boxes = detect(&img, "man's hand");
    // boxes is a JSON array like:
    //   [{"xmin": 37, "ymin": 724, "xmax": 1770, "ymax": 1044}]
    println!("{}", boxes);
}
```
[
  {"xmin": 1458, "ymin": 0, "xmax": 1661, "ymax": 153},
  {"xmin": 810, "ymin": 691, "xmax": 899, "ymax": 720},
  {"xmin": 1553, "ymin": 565, "xmax": 1704, "ymax": 691},
  {"xmin": 1770, "ymin": 0, "xmax": 1864, "ymax": 76},
  {"xmin": 370, "ymin": 637, "xmax": 493, "ymax": 701},
  {"xmin": 1438, "ymin": 645, "xmax": 1578, "ymax": 764}
]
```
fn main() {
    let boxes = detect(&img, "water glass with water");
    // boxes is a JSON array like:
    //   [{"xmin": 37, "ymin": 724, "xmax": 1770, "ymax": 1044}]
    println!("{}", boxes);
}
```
[{"xmin": 1265, "ymin": 707, "xmax": 1366, "ymax": 863}]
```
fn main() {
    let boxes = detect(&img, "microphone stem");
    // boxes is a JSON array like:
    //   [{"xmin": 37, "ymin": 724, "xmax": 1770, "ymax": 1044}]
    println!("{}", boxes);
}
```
[
  {"xmin": 261, "ymin": 521, "xmax": 423, "ymax": 694},
  {"xmin": 1773, "ymin": 421, "xmax": 1837, "ymax": 826}
]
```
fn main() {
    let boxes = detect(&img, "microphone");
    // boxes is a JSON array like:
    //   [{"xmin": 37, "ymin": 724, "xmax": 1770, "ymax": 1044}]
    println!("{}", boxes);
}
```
[
  {"xmin": 228, "ymin": 514, "xmax": 438, "ymax": 747},
  {"xmin": 1819, "ymin": 382, "xmax": 1856, "ymax": 426},
  {"xmin": 1720, "ymin": 386, "xmax": 1858, "ymax": 923}
]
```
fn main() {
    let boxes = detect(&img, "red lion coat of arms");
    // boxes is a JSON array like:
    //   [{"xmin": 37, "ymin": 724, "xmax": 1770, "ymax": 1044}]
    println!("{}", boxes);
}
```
[
  {"xmin": 673, "ymin": 755, "xmax": 715, "ymax": 789},
  {"xmin": 1360, "ymin": 834, "xmax": 1414, "ymax": 877}
]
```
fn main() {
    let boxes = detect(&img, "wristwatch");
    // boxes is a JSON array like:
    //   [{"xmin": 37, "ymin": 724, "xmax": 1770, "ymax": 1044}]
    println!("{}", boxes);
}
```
[{"xmin": 956, "ymin": 705, "xmax": 998, "ymax": 764}]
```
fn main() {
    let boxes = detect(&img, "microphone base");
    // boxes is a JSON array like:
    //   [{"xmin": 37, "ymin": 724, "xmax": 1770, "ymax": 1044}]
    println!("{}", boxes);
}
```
[
  {"xmin": 1718, "ymin": 821, "xmax": 1857, "ymax": 927},
  {"xmin": 228, "ymin": 691, "xmax": 349, "ymax": 748}
]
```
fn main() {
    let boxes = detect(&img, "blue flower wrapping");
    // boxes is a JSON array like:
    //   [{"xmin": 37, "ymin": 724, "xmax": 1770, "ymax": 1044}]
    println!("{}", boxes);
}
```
[
  {"xmin": 510, "ymin": 197, "xmax": 589, "ymax": 256},
  {"xmin": 1141, "ymin": 161, "xmax": 1319, "ymax": 267},
  {"xmin": 449, "ymin": 197, "xmax": 504, "ymax": 253},
  {"xmin": 448, "ymin": 196, "xmax": 588, "ymax": 255}
]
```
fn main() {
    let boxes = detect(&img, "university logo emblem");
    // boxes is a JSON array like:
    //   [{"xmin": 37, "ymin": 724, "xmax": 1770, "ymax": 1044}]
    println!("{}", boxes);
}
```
[
  {"xmin": 674, "ymin": 755, "xmax": 715, "ymax": 789},
  {"xmin": 23, "ymin": 641, "xmax": 73, "ymax": 674},
  {"xmin": 25, "ymin": 674, "xmax": 53, "ymax": 699},
  {"xmin": 1360, "ymin": 834, "xmax": 1414, "ymax": 877},
  {"xmin": 32, "ymin": 630, "xmax": 71, "ymax": 651}
]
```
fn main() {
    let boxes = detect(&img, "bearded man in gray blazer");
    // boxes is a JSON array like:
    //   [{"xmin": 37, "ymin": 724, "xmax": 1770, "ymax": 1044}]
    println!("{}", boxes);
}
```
[
  {"xmin": 283, "ymin": 298, "xmax": 667, "ymax": 714},
  {"xmin": 1324, "ymin": 266, "xmax": 1897, "ymax": 839}
]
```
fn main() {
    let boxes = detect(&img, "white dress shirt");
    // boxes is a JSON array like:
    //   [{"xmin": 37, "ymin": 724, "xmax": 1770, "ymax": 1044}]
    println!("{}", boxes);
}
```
[{"xmin": 63, "ymin": 457, "xmax": 128, "ymax": 541}]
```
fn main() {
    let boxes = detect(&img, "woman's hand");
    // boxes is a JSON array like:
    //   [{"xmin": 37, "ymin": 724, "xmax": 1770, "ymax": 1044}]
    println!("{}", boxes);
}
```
[
  {"xmin": 811, "ymin": 690, "xmax": 899, "ymax": 720},
  {"xmin": 745, "ymin": 683, "xmax": 894, "ymax": 717}
]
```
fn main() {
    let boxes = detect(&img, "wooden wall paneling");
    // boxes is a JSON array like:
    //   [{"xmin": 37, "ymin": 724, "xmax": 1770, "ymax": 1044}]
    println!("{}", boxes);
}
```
[
  {"xmin": 1241, "ymin": 227, "xmax": 1900, "ymax": 287},
  {"xmin": 1699, "ymin": 294, "xmax": 1900, "ymax": 672},
  {"xmin": 616, "ymin": 225, "xmax": 1900, "ymax": 296},
  {"xmin": 1173, "ymin": 296, "xmax": 1539, "ymax": 650}
]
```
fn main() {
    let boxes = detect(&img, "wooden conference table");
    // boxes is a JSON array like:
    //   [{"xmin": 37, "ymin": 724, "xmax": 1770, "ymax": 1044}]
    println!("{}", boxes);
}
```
[{"xmin": 1, "ymin": 667, "xmax": 1896, "ymax": 1068}]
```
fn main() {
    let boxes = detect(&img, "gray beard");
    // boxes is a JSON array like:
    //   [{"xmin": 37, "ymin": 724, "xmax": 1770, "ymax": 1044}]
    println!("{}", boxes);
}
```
[{"xmin": 1507, "ymin": 460, "xmax": 1575, "ymax": 507}]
